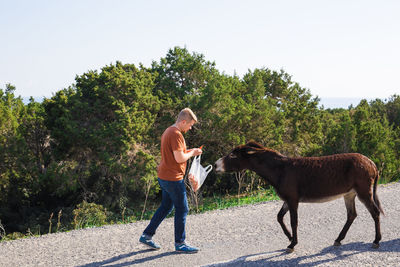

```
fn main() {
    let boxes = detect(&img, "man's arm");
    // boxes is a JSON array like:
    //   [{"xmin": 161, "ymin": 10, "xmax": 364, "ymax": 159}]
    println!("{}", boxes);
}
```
[{"xmin": 173, "ymin": 148, "xmax": 202, "ymax": 163}]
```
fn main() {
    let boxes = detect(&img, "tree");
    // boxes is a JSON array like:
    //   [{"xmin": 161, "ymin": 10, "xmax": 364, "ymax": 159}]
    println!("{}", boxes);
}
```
[
  {"xmin": 244, "ymin": 68, "xmax": 322, "ymax": 156},
  {"xmin": 386, "ymin": 95, "xmax": 400, "ymax": 128},
  {"xmin": 353, "ymin": 100, "xmax": 398, "ymax": 182},
  {"xmin": 19, "ymin": 98, "xmax": 51, "ymax": 176},
  {"xmin": 43, "ymin": 62, "xmax": 161, "ymax": 210},
  {"xmin": 322, "ymin": 109, "xmax": 356, "ymax": 154},
  {"xmin": 0, "ymin": 84, "xmax": 35, "ymax": 233},
  {"xmin": 150, "ymin": 46, "xmax": 219, "ymax": 142}
]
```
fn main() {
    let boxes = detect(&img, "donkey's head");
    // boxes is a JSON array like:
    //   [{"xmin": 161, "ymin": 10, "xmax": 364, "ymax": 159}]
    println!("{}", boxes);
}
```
[{"xmin": 215, "ymin": 141, "xmax": 265, "ymax": 173}]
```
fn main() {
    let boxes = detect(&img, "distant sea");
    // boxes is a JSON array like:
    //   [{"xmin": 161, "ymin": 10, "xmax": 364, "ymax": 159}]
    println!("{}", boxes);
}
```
[{"xmin": 22, "ymin": 96, "xmax": 375, "ymax": 110}]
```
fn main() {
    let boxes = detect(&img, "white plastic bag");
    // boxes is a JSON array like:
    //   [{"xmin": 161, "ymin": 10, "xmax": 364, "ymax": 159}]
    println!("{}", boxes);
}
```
[{"xmin": 188, "ymin": 155, "xmax": 212, "ymax": 191}]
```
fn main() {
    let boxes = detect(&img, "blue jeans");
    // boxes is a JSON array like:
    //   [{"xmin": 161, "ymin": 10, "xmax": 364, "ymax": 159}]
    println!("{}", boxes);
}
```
[{"xmin": 143, "ymin": 178, "xmax": 189, "ymax": 244}]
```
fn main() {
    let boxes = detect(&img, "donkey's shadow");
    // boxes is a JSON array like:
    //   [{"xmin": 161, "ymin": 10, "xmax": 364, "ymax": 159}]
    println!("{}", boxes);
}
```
[{"xmin": 205, "ymin": 238, "xmax": 400, "ymax": 267}]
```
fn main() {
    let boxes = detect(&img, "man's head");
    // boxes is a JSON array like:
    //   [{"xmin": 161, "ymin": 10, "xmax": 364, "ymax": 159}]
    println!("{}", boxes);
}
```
[{"xmin": 176, "ymin": 108, "xmax": 197, "ymax": 133}]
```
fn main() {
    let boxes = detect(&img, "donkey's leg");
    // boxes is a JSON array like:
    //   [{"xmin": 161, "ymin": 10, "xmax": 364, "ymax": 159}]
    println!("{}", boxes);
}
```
[
  {"xmin": 277, "ymin": 202, "xmax": 292, "ymax": 241},
  {"xmin": 370, "ymin": 205, "xmax": 382, "ymax": 248},
  {"xmin": 358, "ymin": 194, "xmax": 382, "ymax": 248},
  {"xmin": 286, "ymin": 201, "xmax": 299, "ymax": 253},
  {"xmin": 334, "ymin": 192, "xmax": 357, "ymax": 246}
]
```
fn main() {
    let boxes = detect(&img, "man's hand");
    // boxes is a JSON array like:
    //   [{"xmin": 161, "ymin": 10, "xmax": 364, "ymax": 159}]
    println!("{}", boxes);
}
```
[{"xmin": 192, "ymin": 148, "xmax": 203, "ymax": 156}]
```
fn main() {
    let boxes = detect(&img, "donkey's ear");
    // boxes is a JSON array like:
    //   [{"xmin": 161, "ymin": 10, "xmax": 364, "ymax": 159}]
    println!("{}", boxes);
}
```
[{"xmin": 246, "ymin": 141, "xmax": 265, "ymax": 149}]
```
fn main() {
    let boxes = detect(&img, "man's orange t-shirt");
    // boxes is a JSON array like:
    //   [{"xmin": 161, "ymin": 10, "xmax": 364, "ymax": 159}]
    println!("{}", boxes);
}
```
[{"xmin": 157, "ymin": 126, "xmax": 187, "ymax": 181}]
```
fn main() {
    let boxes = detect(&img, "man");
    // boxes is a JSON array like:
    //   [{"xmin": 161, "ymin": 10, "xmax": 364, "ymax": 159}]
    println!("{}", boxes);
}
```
[{"xmin": 139, "ymin": 108, "xmax": 202, "ymax": 253}]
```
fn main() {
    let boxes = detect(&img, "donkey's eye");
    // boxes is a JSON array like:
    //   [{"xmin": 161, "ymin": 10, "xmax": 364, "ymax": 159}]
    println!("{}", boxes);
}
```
[{"xmin": 229, "ymin": 153, "xmax": 237, "ymax": 158}]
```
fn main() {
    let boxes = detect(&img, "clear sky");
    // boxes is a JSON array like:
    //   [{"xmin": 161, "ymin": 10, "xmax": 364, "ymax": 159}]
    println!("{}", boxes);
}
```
[{"xmin": 1, "ymin": 0, "xmax": 399, "ymax": 103}]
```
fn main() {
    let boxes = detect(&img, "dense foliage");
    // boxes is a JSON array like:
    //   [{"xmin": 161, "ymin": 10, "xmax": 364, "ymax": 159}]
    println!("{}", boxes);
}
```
[{"xmin": 1, "ymin": 47, "xmax": 399, "ymax": 237}]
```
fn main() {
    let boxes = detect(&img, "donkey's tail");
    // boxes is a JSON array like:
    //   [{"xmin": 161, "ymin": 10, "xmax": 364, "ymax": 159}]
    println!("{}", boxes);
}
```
[{"xmin": 373, "ymin": 171, "xmax": 385, "ymax": 215}]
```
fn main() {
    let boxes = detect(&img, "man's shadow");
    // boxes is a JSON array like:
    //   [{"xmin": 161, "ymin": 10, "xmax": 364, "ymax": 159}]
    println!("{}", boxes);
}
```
[
  {"xmin": 77, "ymin": 249, "xmax": 179, "ymax": 267},
  {"xmin": 204, "ymin": 238, "xmax": 400, "ymax": 267}
]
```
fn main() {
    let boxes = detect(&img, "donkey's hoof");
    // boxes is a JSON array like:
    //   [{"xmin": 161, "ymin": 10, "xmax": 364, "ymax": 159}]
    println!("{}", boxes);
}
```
[
  {"xmin": 334, "ymin": 241, "xmax": 341, "ymax": 247},
  {"xmin": 372, "ymin": 243, "xmax": 380, "ymax": 249},
  {"xmin": 286, "ymin": 247, "xmax": 294, "ymax": 253}
]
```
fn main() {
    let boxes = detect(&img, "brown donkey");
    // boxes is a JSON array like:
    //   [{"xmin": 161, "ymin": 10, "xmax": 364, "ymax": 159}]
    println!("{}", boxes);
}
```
[{"xmin": 215, "ymin": 141, "xmax": 384, "ymax": 253}]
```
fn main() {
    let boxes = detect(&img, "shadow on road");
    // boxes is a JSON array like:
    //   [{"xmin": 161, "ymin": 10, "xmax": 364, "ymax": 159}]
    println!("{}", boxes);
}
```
[
  {"xmin": 77, "ymin": 249, "xmax": 179, "ymax": 267},
  {"xmin": 205, "ymin": 238, "xmax": 400, "ymax": 266}
]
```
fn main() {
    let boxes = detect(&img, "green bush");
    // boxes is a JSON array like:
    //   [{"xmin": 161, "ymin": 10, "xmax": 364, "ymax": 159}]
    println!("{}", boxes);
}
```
[{"xmin": 72, "ymin": 201, "xmax": 107, "ymax": 229}]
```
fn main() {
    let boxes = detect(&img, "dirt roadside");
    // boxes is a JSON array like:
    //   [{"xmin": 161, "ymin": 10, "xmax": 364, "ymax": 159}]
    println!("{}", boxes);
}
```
[{"xmin": 1, "ymin": 182, "xmax": 399, "ymax": 267}]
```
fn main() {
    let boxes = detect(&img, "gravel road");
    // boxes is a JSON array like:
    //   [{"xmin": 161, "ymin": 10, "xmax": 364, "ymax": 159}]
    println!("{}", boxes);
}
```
[{"xmin": 1, "ymin": 182, "xmax": 399, "ymax": 267}]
